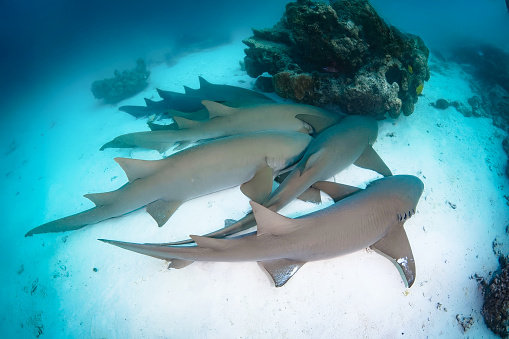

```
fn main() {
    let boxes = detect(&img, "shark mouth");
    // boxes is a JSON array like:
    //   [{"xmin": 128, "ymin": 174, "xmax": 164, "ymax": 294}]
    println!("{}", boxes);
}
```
[{"xmin": 398, "ymin": 209, "xmax": 416, "ymax": 222}]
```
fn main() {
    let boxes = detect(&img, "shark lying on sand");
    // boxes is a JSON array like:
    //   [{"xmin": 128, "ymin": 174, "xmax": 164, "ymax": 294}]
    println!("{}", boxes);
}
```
[
  {"xmin": 25, "ymin": 131, "xmax": 312, "ymax": 237},
  {"xmin": 167, "ymin": 115, "xmax": 392, "ymax": 245},
  {"xmin": 100, "ymin": 175, "xmax": 424, "ymax": 288},
  {"xmin": 101, "ymin": 102, "xmax": 341, "ymax": 152},
  {"xmin": 119, "ymin": 76, "xmax": 275, "ymax": 119}
]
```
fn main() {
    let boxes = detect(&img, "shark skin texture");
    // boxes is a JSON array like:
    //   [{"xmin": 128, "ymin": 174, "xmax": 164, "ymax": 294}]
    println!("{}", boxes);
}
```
[
  {"xmin": 118, "ymin": 76, "xmax": 276, "ymax": 119},
  {"xmin": 25, "ymin": 131, "xmax": 312, "ymax": 237},
  {"xmin": 100, "ymin": 175, "xmax": 424, "ymax": 288},
  {"xmin": 167, "ymin": 115, "xmax": 392, "ymax": 245},
  {"xmin": 100, "ymin": 101, "xmax": 341, "ymax": 153}
]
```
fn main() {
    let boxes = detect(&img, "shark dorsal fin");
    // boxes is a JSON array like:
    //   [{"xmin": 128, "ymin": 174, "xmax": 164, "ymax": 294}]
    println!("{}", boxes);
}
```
[
  {"xmin": 258, "ymin": 259, "xmax": 306, "ymax": 287},
  {"xmin": 297, "ymin": 149, "xmax": 325, "ymax": 175},
  {"xmin": 311, "ymin": 181, "xmax": 362, "ymax": 203},
  {"xmin": 201, "ymin": 100, "xmax": 238, "ymax": 118},
  {"xmin": 190, "ymin": 235, "xmax": 234, "ymax": 250},
  {"xmin": 354, "ymin": 145, "xmax": 392, "ymax": 177},
  {"xmin": 172, "ymin": 116, "xmax": 202, "ymax": 129},
  {"xmin": 146, "ymin": 200, "xmax": 182, "ymax": 227},
  {"xmin": 144, "ymin": 98, "xmax": 157, "ymax": 107},
  {"xmin": 250, "ymin": 201, "xmax": 300, "ymax": 236},
  {"xmin": 240, "ymin": 165, "xmax": 274, "ymax": 204},
  {"xmin": 183, "ymin": 85, "xmax": 198, "ymax": 95},
  {"xmin": 114, "ymin": 157, "xmax": 165, "ymax": 182},
  {"xmin": 198, "ymin": 76, "xmax": 212, "ymax": 89},
  {"xmin": 370, "ymin": 224, "xmax": 416, "ymax": 288}
]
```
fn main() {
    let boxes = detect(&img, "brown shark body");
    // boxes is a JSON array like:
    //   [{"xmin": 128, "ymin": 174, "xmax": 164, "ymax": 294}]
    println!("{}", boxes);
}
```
[
  {"xmin": 168, "ymin": 115, "xmax": 392, "ymax": 245},
  {"xmin": 100, "ymin": 101, "xmax": 341, "ymax": 152},
  {"xmin": 100, "ymin": 175, "xmax": 424, "ymax": 287},
  {"xmin": 25, "ymin": 131, "xmax": 312, "ymax": 236}
]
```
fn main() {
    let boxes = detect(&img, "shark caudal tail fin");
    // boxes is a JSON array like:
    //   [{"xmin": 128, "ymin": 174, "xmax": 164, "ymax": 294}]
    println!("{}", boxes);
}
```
[{"xmin": 98, "ymin": 239, "xmax": 194, "ymax": 269}]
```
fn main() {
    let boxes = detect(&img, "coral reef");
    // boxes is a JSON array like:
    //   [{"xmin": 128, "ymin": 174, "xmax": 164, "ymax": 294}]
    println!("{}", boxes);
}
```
[
  {"xmin": 91, "ymin": 59, "xmax": 150, "ymax": 104},
  {"xmin": 242, "ymin": 0, "xmax": 430, "ymax": 119},
  {"xmin": 479, "ymin": 255, "xmax": 509, "ymax": 338}
]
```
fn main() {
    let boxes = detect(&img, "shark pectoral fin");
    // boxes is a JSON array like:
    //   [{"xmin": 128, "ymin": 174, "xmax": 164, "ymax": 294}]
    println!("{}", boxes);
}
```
[
  {"xmin": 258, "ymin": 259, "xmax": 306, "ymax": 287},
  {"xmin": 146, "ymin": 200, "xmax": 183, "ymax": 227},
  {"xmin": 115, "ymin": 157, "xmax": 163, "ymax": 182},
  {"xmin": 168, "ymin": 259, "xmax": 194, "ymax": 269},
  {"xmin": 297, "ymin": 187, "xmax": 322, "ymax": 204},
  {"xmin": 311, "ymin": 181, "xmax": 362, "ymax": 203},
  {"xmin": 297, "ymin": 149, "xmax": 325, "ymax": 175},
  {"xmin": 370, "ymin": 224, "xmax": 416, "ymax": 288},
  {"xmin": 190, "ymin": 235, "xmax": 234, "ymax": 250},
  {"xmin": 274, "ymin": 171, "xmax": 290, "ymax": 184},
  {"xmin": 250, "ymin": 201, "xmax": 300, "ymax": 236},
  {"xmin": 201, "ymin": 100, "xmax": 238, "ymax": 118},
  {"xmin": 295, "ymin": 114, "xmax": 331, "ymax": 133},
  {"xmin": 240, "ymin": 166, "xmax": 274, "ymax": 203},
  {"xmin": 172, "ymin": 116, "xmax": 202, "ymax": 129},
  {"xmin": 354, "ymin": 146, "xmax": 393, "ymax": 177}
]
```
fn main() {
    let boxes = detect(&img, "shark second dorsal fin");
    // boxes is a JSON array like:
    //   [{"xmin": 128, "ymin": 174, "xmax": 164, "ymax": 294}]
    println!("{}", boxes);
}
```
[
  {"xmin": 115, "ymin": 157, "xmax": 164, "ymax": 183},
  {"xmin": 250, "ymin": 201, "xmax": 300, "ymax": 236},
  {"xmin": 354, "ymin": 145, "xmax": 392, "ymax": 177},
  {"xmin": 311, "ymin": 181, "xmax": 361, "ymax": 203},
  {"xmin": 183, "ymin": 85, "xmax": 198, "ymax": 95},
  {"xmin": 370, "ymin": 224, "xmax": 416, "ymax": 288},
  {"xmin": 258, "ymin": 259, "xmax": 306, "ymax": 287},
  {"xmin": 190, "ymin": 235, "xmax": 234, "ymax": 251},
  {"xmin": 146, "ymin": 200, "xmax": 182, "ymax": 227},
  {"xmin": 240, "ymin": 165, "xmax": 274, "ymax": 204},
  {"xmin": 198, "ymin": 76, "xmax": 212, "ymax": 89},
  {"xmin": 172, "ymin": 116, "xmax": 202, "ymax": 129},
  {"xmin": 297, "ymin": 149, "xmax": 325, "ymax": 175},
  {"xmin": 201, "ymin": 100, "xmax": 238, "ymax": 118}
]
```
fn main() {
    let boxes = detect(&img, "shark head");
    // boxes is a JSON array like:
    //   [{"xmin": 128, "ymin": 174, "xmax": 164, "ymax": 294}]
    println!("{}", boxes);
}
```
[{"xmin": 368, "ymin": 175, "xmax": 424, "ymax": 222}]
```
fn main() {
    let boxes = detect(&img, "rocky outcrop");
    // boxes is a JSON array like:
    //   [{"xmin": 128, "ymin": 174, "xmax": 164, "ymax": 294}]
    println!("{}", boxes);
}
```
[{"xmin": 242, "ymin": 0, "xmax": 430, "ymax": 119}]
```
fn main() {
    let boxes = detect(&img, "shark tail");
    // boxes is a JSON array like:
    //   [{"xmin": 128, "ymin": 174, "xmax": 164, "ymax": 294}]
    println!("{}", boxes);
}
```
[{"xmin": 99, "ymin": 239, "xmax": 194, "ymax": 268}]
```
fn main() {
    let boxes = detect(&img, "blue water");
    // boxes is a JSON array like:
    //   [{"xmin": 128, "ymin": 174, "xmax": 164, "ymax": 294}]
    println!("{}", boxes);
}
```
[{"xmin": 1, "ymin": 0, "xmax": 508, "ymax": 337}]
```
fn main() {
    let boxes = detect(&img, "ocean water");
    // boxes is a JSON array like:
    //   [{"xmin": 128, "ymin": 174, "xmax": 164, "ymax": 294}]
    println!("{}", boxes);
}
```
[{"xmin": 1, "ymin": 0, "xmax": 508, "ymax": 338}]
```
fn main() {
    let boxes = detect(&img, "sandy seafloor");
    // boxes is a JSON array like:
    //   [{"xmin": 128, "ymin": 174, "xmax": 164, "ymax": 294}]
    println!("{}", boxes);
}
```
[{"xmin": 1, "ymin": 39, "xmax": 508, "ymax": 338}]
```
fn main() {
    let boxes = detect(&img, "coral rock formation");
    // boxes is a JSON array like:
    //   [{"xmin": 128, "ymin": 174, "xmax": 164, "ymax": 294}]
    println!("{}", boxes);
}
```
[{"xmin": 243, "ymin": 0, "xmax": 430, "ymax": 119}]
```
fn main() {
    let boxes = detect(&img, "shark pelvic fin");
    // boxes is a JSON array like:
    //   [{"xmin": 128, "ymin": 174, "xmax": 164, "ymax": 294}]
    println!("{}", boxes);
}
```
[
  {"xmin": 168, "ymin": 259, "xmax": 194, "ymax": 269},
  {"xmin": 295, "ymin": 114, "xmax": 331, "ymax": 133},
  {"xmin": 354, "ymin": 145, "xmax": 392, "ymax": 177},
  {"xmin": 147, "ymin": 121, "xmax": 179, "ymax": 131},
  {"xmin": 172, "ymin": 116, "xmax": 202, "ymax": 129},
  {"xmin": 146, "ymin": 200, "xmax": 183, "ymax": 227},
  {"xmin": 201, "ymin": 100, "xmax": 238, "ymax": 118},
  {"xmin": 370, "ymin": 224, "xmax": 416, "ymax": 288},
  {"xmin": 297, "ymin": 187, "xmax": 322, "ymax": 203},
  {"xmin": 190, "ymin": 235, "xmax": 234, "ymax": 251},
  {"xmin": 250, "ymin": 201, "xmax": 301, "ymax": 236},
  {"xmin": 240, "ymin": 165, "xmax": 274, "ymax": 203},
  {"xmin": 115, "ymin": 157, "xmax": 164, "ymax": 183},
  {"xmin": 258, "ymin": 259, "xmax": 306, "ymax": 287},
  {"xmin": 311, "ymin": 181, "xmax": 361, "ymax": 203}
]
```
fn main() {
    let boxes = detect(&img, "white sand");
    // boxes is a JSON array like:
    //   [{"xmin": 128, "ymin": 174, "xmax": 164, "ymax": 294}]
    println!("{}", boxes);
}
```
[{"xmin": 1, "ymin": 40, "xmax": 508, "ymax": 338}]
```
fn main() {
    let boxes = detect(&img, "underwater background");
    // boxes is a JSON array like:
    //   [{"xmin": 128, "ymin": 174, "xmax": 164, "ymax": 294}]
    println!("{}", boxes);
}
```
[{"xmin": 1, "ymin": 0, "xmax": 509, "ymax": 337}]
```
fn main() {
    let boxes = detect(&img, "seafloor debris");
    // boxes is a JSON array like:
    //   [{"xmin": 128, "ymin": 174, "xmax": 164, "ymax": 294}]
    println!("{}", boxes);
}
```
[
  {"xmin": 456, "ymin": 314, "xmax": 474, "ymax": 333},
  {"xmin": 91, "ymin": 58, "xmax": 150, "ymax": 104},
  {"xmin": 242, "ymin": 0, "xmax": 430, "ymax": 119}
]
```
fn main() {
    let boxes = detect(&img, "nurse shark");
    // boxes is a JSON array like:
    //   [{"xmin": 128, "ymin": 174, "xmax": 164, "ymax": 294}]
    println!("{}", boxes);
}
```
[
  {"xmin": 100, "ymin": 175, "xmax": 424, "ymax": 288},
  {"xmin": 25, "ymin": 131, "xmax": 312, "ymax": 236}
]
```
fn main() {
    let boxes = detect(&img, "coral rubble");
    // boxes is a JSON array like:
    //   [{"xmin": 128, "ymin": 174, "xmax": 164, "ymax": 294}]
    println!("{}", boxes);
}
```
[
  {"xmin": 480, "ymin": 255, "xmax": 509, "ymax": 338},
  {"xmin": 91, "ymin": 59, "xmax": 150, "ymax": 104},
  {"xmin": 242, "ymin": 0, "xmax": 430, "ymax": 119}
]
